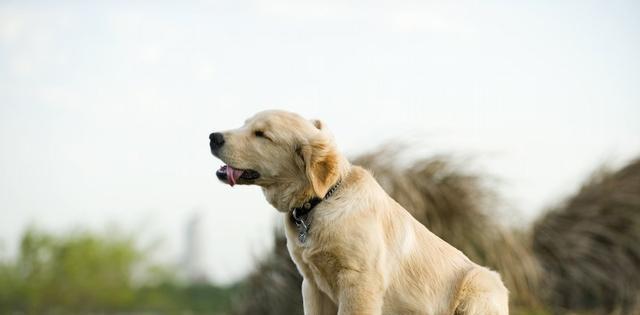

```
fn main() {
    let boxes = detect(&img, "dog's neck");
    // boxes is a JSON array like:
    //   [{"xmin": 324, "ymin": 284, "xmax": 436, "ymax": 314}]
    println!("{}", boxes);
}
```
[{"xmin": 262, "ymin": 156, "xmax": 351, "ymax": 213}]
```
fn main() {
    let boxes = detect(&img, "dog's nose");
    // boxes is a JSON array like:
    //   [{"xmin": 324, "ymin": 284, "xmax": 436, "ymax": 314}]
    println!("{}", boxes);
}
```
[{"xmin": 209, "ymin": 132, "xmax": 225, "ymax": 148}]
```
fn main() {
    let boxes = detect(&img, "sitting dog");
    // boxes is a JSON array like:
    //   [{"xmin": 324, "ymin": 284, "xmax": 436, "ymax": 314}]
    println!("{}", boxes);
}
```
[{"xmin": 210, "ymin": 110, "xmax": 508, "ymax": 315}]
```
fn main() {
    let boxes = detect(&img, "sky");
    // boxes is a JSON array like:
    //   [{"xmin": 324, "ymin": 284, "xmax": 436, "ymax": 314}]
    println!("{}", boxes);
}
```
[{"xmin": 1, "ymin": 0, "xmax": 639, "ymax": 283}]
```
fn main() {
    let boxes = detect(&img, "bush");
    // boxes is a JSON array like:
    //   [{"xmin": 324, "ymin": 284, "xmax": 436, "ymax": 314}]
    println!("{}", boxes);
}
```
[
  {"xmin": 0, "ymin": 227, "xmax": 239, "ymax": 315},
  {"xmin": 532, "ymin": 159, "xmax": 640, "ymax": 314}
]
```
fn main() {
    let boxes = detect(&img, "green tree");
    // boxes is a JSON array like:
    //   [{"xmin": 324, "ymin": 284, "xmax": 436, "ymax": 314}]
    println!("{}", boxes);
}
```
[
  {"xmin": 0, "ymin": 227, "xmax": 239, "ymax": 315},
  {"xmin": 0, "ymin": 228, "xmax": 139, "ymax": 314}
]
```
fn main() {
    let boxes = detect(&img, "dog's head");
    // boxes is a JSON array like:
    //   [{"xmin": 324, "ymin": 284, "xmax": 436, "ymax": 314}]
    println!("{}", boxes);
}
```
[{"xmin": 209, "ymin": 110, "xmax": 347, "ymax": 210}]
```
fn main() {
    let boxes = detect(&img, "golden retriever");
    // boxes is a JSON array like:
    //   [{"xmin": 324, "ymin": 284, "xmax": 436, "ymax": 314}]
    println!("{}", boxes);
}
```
[{"xmin": 209, "ymin": 110, "xmax": 509, "ymax": 315}]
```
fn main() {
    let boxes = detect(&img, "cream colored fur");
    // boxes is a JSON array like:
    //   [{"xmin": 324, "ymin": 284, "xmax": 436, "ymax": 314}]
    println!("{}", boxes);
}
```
[{"xmin": 213, "ymin": 110, "xmax": 509, "ymax": 315}]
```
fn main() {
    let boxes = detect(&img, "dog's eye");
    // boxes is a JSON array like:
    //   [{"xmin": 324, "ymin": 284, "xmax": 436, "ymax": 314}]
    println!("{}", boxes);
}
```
[{"xmin": 254, "ymin": 130, "xmax": 265, "ymax": 138}]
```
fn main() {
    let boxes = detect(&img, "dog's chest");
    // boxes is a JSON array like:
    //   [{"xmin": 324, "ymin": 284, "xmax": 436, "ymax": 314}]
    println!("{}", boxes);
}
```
[
  {"xmin": 285, "ymin": 221, "xmax": 341, "ymax": 301},
  {"xmin": 304, "ymin": 256, "xmax": 339, "ymax": 301},
  {"xmin": 299, "ymin": 247, "xmax": 341, "ymax": 302}
]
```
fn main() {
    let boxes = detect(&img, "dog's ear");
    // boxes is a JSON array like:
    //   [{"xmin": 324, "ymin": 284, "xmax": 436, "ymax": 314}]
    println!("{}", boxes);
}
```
[
  {"xmin": 310, "ymin": 119, "xmax": 323, "ymax": 130},
  {"xmin": 299, "ymin": 136, "xmax": 339, "ymax": 197}
]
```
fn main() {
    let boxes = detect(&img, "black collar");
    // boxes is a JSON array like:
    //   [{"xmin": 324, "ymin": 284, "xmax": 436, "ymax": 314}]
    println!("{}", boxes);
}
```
[{"xmin": 289, "ymin": 179, "xmax": 342, "ymax": 242}]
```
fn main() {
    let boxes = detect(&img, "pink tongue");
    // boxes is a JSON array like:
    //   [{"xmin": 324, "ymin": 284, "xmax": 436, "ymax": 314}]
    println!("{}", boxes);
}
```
[{"xmin": 226, "ymin": 165, "xmax": 244, "ymax": 187}]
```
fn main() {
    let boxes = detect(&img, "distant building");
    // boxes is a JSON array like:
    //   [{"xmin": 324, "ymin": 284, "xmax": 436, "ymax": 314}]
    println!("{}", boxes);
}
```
[{"xmin": 183, "ymin": 212, "xmax": 208, "ymax": 283}]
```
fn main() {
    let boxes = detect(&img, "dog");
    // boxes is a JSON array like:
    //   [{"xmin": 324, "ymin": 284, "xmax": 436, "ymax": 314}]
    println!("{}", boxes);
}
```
[{"xmin": 210, "ymin": 110, "xmax": 508, "ymax": 315}]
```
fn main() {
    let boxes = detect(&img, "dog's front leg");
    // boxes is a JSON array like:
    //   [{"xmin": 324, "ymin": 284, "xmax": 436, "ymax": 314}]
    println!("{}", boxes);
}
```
[
  {"xmin": 302, "ymin": 279, "xmax": 338, "ymax": 315},
  {"xmin": 336, "ymin": 270, "xmax": 384, "ymax": 315}
]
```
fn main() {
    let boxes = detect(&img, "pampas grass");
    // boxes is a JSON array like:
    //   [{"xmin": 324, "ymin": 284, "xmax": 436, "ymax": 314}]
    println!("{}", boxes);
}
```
[{"xmin": 532, "ymin": 159, "xmax": 640, "ymax": 314}]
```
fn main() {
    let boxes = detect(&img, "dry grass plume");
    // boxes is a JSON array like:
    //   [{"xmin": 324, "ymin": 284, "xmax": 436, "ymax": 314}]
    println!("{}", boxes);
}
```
[{"xmin": 532, "ymin": 158, "xmax": 640, "ymax": 314}]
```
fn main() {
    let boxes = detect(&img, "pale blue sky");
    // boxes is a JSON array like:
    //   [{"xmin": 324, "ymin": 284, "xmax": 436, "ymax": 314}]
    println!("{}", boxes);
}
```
[{"xmin": 1, "ymin": 0, "xmax": 639, "ymax": 283}]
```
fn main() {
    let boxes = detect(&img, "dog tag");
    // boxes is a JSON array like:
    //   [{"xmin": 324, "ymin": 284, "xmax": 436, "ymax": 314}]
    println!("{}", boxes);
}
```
[{"xmin": 297, "ymin": 220, "xmax": 308, "ymax": 243}]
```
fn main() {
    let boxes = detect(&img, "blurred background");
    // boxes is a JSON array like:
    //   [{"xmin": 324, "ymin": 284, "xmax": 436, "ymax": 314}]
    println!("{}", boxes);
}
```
[{"xmin": 1, "ymin": 0, "xmax": 639, "ymax": 314}]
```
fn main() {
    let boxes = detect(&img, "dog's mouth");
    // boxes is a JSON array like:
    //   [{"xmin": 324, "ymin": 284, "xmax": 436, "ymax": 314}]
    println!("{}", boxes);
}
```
[{"xmin": 216, "ymin": 165, "xmax": 261, "ymax": 186}]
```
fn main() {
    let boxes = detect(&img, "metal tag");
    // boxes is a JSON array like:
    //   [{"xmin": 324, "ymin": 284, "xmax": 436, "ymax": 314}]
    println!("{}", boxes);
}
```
[{"xmin": 297, "ymin": 219, "xmax": 308, "ymax": 243}]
